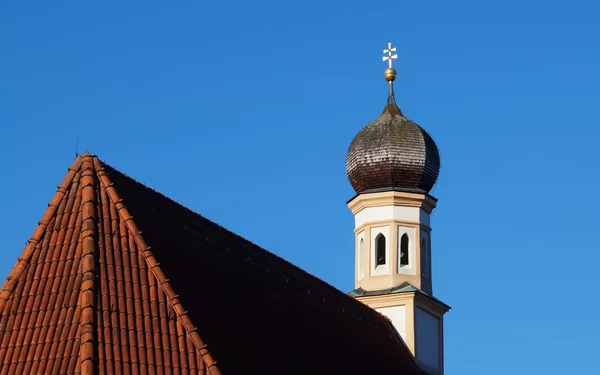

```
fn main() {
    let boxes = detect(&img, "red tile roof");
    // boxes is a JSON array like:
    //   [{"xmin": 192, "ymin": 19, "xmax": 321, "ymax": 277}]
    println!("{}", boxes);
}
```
[{"xmin": 0, "ymin": 153, "xmax": 422, "ymax": 375}]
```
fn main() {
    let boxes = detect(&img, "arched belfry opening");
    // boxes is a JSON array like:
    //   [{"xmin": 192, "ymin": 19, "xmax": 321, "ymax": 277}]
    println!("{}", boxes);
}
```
[
  {"xmin": 399, "ymin": 233, "xmax": 409, "ymax": 266},
  {"xmin": 375, "ymin": 234, "xmax": 386, "ymax": 266}
]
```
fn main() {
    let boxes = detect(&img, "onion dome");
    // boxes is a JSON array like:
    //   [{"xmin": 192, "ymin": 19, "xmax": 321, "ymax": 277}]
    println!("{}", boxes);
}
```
[{"xmin": 345, "ymin": 44, "xmax": 440, "ymax": 194}]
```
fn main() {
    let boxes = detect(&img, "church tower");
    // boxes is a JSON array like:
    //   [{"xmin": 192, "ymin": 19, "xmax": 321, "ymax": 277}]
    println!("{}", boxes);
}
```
[{"xmin": 346, "ymin": 43, "xmax": 450, "ymax": 375}]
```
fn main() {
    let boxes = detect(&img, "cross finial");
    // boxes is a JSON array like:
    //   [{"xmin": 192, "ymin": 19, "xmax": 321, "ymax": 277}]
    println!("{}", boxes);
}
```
[{"xmin": 382, "ymin": 42, "xmax": 398, "ymax": 69}]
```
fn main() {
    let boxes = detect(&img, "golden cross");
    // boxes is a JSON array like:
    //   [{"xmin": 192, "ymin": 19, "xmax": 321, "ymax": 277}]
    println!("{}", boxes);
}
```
[{"xmin": 382, "ymin": 42, "xmax": 398, "ymax": 69}]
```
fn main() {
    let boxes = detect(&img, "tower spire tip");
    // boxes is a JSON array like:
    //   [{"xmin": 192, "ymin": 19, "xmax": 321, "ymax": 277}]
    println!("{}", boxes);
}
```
[
  {"xmin": 382, "ymin": 42, "xmax": 398, "ymax": 104},
  {"xmin": 382, "ymin": 42, "xmax": 398, "ymax": 82}
]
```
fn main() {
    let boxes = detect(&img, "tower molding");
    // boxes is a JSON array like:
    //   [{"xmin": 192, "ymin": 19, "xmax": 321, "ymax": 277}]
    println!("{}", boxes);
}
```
[{"xmin": 348, "ymin": 190, "xmax": 437, "ymax": 215}]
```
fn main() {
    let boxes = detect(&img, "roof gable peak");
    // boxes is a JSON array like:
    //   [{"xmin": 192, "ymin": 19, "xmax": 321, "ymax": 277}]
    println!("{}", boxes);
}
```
[{"xmin": 0, "ymin": 153, "xmax": 220, "ymax": 375}]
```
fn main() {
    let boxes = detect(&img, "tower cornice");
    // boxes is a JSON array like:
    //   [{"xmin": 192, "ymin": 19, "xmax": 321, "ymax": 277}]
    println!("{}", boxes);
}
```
[
  {"xmin": 356, "ymin": 291, "xmax": 451, "ymax": 316},
  {"xmin": 348, "ymin": 190, "xmax": 438, "ymax": 215}
]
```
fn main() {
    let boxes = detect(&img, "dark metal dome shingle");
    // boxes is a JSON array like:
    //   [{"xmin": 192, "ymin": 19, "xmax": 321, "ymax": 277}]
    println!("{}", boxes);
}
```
[{"xmin": 345, "ymin": 103, "xmax": 440, "ymax": 194}]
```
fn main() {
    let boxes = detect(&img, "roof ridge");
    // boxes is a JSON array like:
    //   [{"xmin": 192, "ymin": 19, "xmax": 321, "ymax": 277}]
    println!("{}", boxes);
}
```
[
  {"xmin": 79, "ymin": 153, "xmax": 99, "ymax": 375},
  {"xmin": 0, "ymin": 155, "xmax": 83, "ymax": 316},
  {"xmin": 92, "ymin": 157, "xmax": 222, "ymax": 375}
]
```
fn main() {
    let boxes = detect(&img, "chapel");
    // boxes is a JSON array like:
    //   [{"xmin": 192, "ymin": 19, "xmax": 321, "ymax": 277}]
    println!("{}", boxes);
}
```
[{"xmin": 0, "ymin": 43, "xmax": 449, "ymax": 374}]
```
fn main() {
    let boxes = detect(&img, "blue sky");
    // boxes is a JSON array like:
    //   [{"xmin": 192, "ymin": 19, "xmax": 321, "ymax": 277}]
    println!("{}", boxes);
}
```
[{"xmin": 2, "ymin": 1, "xmax": 599, "ymax": 373}]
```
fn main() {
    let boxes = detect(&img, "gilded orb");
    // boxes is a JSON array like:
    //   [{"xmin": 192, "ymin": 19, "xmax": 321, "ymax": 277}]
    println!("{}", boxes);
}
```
[{"xmin": 384, "ymin": 68, "xmax": 397, "ymax": 82}]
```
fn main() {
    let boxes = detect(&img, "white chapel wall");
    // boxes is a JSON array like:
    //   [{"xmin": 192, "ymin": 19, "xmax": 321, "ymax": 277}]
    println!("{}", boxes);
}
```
[
  {"xmin": 354, "ymin": 206, "xmax": 430, "ymax": 228},
  {"xmin": 415, "ymin": 307, "xmax": 441, "ymax": 370},
  {"xmin": 376, "ymin": 305, "xmax": 407, "ymax": 341}
]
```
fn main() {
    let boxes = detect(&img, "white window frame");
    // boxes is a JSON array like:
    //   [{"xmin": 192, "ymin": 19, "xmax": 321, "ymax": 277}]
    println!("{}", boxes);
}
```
[
  {"xmin": 370, "ymin": 225, "xmax": 390, "ymax": 276},
  {"xmin": 397, "ymin": 225, "xmax": 416, "ymax": 275}
]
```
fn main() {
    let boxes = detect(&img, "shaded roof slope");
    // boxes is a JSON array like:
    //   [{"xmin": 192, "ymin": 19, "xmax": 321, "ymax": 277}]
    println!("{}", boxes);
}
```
[{"xmin": 0, "ymin": 153, "xmax": 422, "ymax": 375}]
